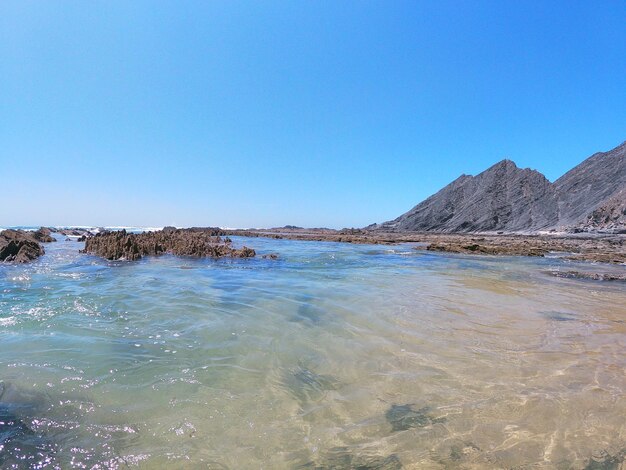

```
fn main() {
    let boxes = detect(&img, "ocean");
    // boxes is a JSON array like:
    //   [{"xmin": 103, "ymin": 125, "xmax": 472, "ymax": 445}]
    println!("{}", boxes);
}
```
[{"xmin": 1, "ymin": 234, "xmax": 625, "ymax": 468}]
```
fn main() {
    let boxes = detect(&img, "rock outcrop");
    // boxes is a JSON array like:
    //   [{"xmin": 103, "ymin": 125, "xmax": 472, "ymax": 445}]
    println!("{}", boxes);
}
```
[
  {"xmin": 576, "ymin": 188, "xmax": 626, "ymax": 233},
  {"xmin": 0, "ymin": 230, "xmax": 45, "ymax": 263},
  {"xmin": 378, "ymin": 160, "xmax": 558, "ymax": 232},
  {"xmin": 554, "ymin": 141, "xmax": 626, "ymax": 228},
  {"xmin": 376, "ymin": 140, "xmax": 626, "ymax": 233},
  {"xmin": 32, "ymin": 227, "xmax": 56, "ymax": 243},
  {"xmin": 55, "ymin": 228, "xmax": 95, "ymax": 239},
  {"xmin": 82, "ymin": 228, "xmax": 255, "ymax": 261}
]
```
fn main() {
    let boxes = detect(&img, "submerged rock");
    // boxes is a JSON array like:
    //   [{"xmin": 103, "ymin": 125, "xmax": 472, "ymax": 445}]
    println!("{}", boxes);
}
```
[
  {"xmin": 584, "ymin": 449, "xmax": 625, "ymax": 470},
  {"xmin": 300, "ymin": 447, "xmax": 402, "ymax": 469},
  {"xmin": 0, "ymin": 229, "xmax": 45, "ymax": 263},
  {"xmin": 425, "ymin": 241, "xmax": 545, "ymax": 257},
  {"xmin": 541, "ymin": 310, "xmax": 579, "ymax": 322},
  {"xmin": 0, "ymin": 405, "xmax": 58, "ymax": 468},
  {"xmin": 284, "ymin": 366, "xmax": 340, "ymax": 405},
  {"xmin": 0, "ymin": 383, "xmax": 59, "ymax": 468},
  {"xmin": 547, "ymin": 270, "xmax": 626, "ymax": 282},
  {"xmin": 291, "ymin": 302, "xmax": 326, "ymax": 324},
  {"xmin": 385, "ymin": 404, "xmax": 445, "ymax": 432},
  {"xmin": 82, "ymin": 228, "xmax": 256, "ymax": 261}
]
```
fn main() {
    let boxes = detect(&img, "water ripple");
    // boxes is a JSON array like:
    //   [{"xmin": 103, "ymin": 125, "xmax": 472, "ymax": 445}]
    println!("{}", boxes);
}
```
[{"xmin": 0, "ymin": 237, "xmax": 624, "ymax": 468}]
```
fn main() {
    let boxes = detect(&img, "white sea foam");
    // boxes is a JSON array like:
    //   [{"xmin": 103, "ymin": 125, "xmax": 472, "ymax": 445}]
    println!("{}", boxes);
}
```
[
  {"xmin": 49, "ymin": 225, "xmax": 165, "ymax": 234},
  {"xmin": 101, "ymin": 226, "xmax": 164, "ymax": 233},
  {"xmin": 0, "ymin": 316, "xmax": 17, "ymax": 326}
]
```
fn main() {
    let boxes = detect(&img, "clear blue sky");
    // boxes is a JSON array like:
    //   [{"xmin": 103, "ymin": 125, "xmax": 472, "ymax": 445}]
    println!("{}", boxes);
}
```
[{"xmin": 2, "ymin": 1, "xmax": 625, "ymax": 228}]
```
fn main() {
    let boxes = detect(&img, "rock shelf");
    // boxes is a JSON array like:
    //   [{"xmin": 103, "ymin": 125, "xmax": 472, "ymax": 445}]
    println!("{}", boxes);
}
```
[{"xmin": 82, "ymin": 228, "xmax": 256, "ymax": 261}]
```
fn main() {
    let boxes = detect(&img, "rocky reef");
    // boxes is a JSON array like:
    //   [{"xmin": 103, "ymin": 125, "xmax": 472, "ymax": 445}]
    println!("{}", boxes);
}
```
[
  {"xmin": 31, "ymin": 227, "xmax": 56, "ymax": 243},
  {"xmin": 56, "ymin": 227, "xmax": 95, "ymax": 239},
  {"xmin": 0, "ymin": 230, "xmax": 46, "ymax": 263},
  {"xmin": 416, "ymin": 233, "xmax": 626, "ymax": 263},
  {"xmin": 546, "ymin": 270, "xmax": 626, "ymax": 282},
  {"xmin": 225, "ymin": 228, "xmax": 626, "ymax": 264},
  {"xmin": 82, "ymin": 228, "xmax": 256, "ymax": 261}
]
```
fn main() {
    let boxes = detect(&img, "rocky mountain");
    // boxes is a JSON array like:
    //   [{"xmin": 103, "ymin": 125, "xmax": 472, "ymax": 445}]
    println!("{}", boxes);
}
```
[
  {"xmin": 376, "ymin": 140, "xmax": 626, "ymax": 233},
  {"xmin": 576, "ymin": 188, "xmax": 626, "ymax": 232},
  {"xmin": 554, "ymin": 141, "xmax": 626, "ymax": 228}
]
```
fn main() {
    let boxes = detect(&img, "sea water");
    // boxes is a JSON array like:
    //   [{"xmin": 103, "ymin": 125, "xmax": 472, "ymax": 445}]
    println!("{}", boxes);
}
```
[{"xmin": 1, "ymin": 235, "xmax": 625, "ymax": 469}]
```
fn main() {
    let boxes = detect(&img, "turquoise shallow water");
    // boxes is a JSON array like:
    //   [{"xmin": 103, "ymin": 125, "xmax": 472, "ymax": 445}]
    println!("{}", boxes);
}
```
[{"xmin": 1, "ymin": 235, "xmax": 625, "ymax": 469}]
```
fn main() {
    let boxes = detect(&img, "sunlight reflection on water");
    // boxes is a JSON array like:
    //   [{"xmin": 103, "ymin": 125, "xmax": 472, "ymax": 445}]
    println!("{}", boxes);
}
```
[{"xmin": 0, "ymin": 236, "xmax": 625, "ymax": 469}]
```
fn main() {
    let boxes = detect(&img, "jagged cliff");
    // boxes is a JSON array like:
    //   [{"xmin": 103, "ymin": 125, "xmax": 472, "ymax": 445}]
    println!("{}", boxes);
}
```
[
  {"xmin": 577, "ymin": 188, "xmax": 626, "ymax": 232},
  {"xmin": 554, "ymin": 141, "xmax": 626, "ymax": 228},
  {"xmin": 376, "ymin": 141, "xmax": 626, "ymax": 233}
]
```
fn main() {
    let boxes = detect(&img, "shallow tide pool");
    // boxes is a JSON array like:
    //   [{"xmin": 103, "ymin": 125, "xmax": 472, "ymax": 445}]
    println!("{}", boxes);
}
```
[{"xmin": 1, "ymin": 236, "xmax": 625, "ymax": 469}]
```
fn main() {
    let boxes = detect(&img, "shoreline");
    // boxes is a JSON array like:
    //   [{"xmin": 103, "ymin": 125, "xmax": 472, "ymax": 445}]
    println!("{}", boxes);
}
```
[
  {"xmin": 2, "ymin": 226, "xmax": 625, "ymax": 274},
  {"xmin": 224, "ymin": 228, "xmax": 626, "ymax": 265}
]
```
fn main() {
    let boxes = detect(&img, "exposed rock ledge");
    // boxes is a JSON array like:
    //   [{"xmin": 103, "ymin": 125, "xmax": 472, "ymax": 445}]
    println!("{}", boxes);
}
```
[
  {"xmin": 32, "ymin": 227, "xmax": 56, "ymax": 243},
  {"xmin": 82, "ymin": 228, "xmax": 256, "ymax": 261},
  {"xmin": 546, "ymin": 270, "xmax": 626, "ymax": 282},
  {"xmin": 0, "ymin": 230, "xmax": 46, "ymax": 263}
]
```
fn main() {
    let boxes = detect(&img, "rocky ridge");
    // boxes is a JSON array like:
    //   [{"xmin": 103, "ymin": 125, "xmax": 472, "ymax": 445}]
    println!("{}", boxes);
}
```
[
  {"xmin": 376, "ymin": 140, "xmax": 626, "ymax": 233},
  {"xmin": 378, "ymin": 159, "xmax": 559, "ymax": 232},
  {"xmin": 576, "ymin": 188, "xmax": 626, "ymax": 232},
  {"xmin": 554, "ymin": 141, "xmax": 626, "ymax": 228},
  {"xmin": 225, "ymin": 228, "xmax": 626, "ymax": 264},
  {"xmin": 0, "ymin": 230, "xmax": 46, "ymax": 263},
  {"xmin": 31, "ymin": 227, "xmax": 56, "ymax": 243},
  {"xmin": 82, "ymin": 228, "xmax": 256, "ymax": 261}
]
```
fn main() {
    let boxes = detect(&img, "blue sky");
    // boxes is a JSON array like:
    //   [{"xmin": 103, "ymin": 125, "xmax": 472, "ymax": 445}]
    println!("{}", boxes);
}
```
[{"xmin": 2, "ymin": 1, "xmax": 625, "ymax": 228}]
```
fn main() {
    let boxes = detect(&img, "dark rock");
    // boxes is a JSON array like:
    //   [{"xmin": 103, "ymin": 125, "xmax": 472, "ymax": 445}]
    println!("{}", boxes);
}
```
[
  {"xmin": 0, "ymin": 404, "xmax": 58, "ymax": 468},
  {"xmin": 81, "ymin": 228, "xmax": 255, "ymax": 261},
  {"xmin": 284, "ymin": 366, "xmax": 340, "ymax": 405},
  {"xmin": 541, "ymin": 311, "xmax": 579, "ymax": 322},
  {"xmin": 546, "ymin": 270, "xmax": 626, "ymax": 282},
  {"xmin": 185, "ymin": 227, "xmax": 225, "ymax": 235},
  {"xmin": 0, "ymin": 383, "xmax": 58, "ymax": 468},
  {"xmin": 584, "ymin": 449, "xmax": 625, "ymax": 470},
  {"xmin": 291, "ymin": 303, "xmax": 325, "ymax": 324},
  {"xmin": 0, "ymin": 230, "xmax": 45, "ymax": 263},
  {"xmin": 426, "ymin": 241, "xmax": 545, "ymax": 257},
  {"xmin": 385, "ymin": 404, "xmax": 445, "ymax": 432},
  {"xmin": 32, "ymin": 227, "xmax": 56, "ymax": 243}
]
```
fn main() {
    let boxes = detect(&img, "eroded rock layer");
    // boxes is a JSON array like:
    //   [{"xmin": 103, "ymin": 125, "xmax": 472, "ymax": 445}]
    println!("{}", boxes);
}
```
[
  {"xmin": 0, "ymin": 230, "xmax": 45, "ymax": 263},
  {"xmin": 82, "ymin": 228, "xmax": 255, "ymax": 261},
  {"xmin": 379, "ymin": 159, "xmax": 558, "ymax": 233},
  {"xmin": 377, "ymin": 140, "xmax": 626, "ymax": 233}
]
